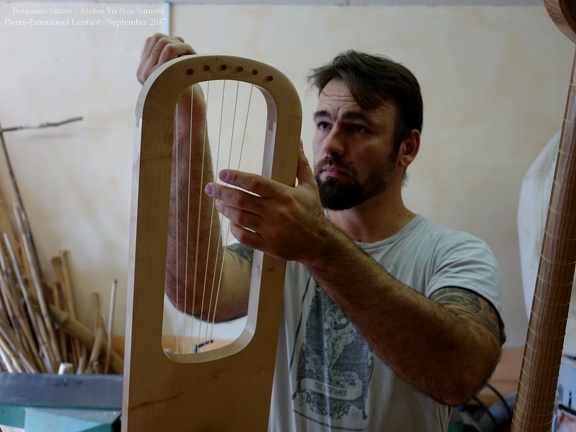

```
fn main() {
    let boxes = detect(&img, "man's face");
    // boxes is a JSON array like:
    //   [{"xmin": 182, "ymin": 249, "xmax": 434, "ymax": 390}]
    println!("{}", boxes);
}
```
[{"xmin": 312, "ymin": 79, "xmax": 401, "ymax": 210}]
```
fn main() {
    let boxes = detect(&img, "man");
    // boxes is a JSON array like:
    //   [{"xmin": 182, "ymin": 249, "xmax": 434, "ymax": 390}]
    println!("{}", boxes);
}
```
[{"xmin": 137, "ymin": 33, "xmax": 505, "ymax": 431}]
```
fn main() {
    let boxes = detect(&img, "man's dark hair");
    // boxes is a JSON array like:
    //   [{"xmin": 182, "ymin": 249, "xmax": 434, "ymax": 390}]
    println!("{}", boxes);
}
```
[{"xmin": 308, "ymin": 50, "xmax": 423, "ymax": 151}]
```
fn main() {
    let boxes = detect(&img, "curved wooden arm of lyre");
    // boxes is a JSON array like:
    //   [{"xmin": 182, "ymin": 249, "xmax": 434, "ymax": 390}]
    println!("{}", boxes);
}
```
[
  {"xmin": 122, "ymin": 55, "xmax": 302, "ymax": 431},
  {"xmin": 511, "ymin": 1, "xmax": 576, "ymax": 431},
  {"xmin": 546, "ymin": 0, "xmax": 576, "ymax": 43}
]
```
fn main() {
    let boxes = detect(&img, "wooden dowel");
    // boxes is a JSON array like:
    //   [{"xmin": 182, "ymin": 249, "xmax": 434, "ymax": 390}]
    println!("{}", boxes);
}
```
[
  {"xmin": 0, "ymin": 322, "xmax": 37, "ymax": 373},
  {"xmin": 104, "ymin": 279, "xmax": 117, "ymax": 374},
  {"xmin": 3, "ymin": 234, "xmax": 47, "ymax": 363},
  {"xmin": 76, "ymin": 351, "xmax": 86, "ymax": 375},
  {"xmin": 0, "ymin": 268, "xmax": 23, "ymax": 345},
  {"xmin": 1, "ymin": 302, "xmax": 39, "ymax": 370},
  {"xmin": 1, "ymin": 234, "xmax": 43, "ymax": 370},
  {"xmin": 48, "ymin": 304, "xmax": 123, "ymax": 374},
  {"xmin": 87, "ymin": 320, "xmax": 105, "ymax": 374},
  {"xmin": 50, "ymin": 253, "xmax": 81, "ymax": 365},
  {"xmin": 68, "ymin": 332, "xmax": 79, "ymax": 370},
  {"xmin": 54, "ymin": 251, "xmax": 76, "ymax": 319},
  {"xmin": 0, "ymin": 183, "xmax": 21, "ymax": 270},
  {"xmin": 48, "ymin": 282, "xmax": 69, "ymax": 364},
  {"xmin": 0, "ymin": 277, "xmax": 42, "ymax": 371},
  {"xmin": 0, "ymin": 325, "xmax": 33, "ymax": 373},
  {"xmin": 18, "ymin": 216, "xmax": 62, "ymax": 367},
  {"xmin": 0, "ymin": 273, "xmax": 31, "ymax": 355},
  {"xmin": 91, "ymin": 292, "xmax": 100, "ymax": 332},
  {"xmin": 0, "ymin": 335, "xmax": 17, "ymax": 373},
  {"xmin": 87, "ymin": 293, "xmax": 104, "ymax": 374},
  {"xmin": 0, "ymin": 257, "xmax": 10, "ymax": 325},
  {"xmin": 35, "ymin": 311, "xmax": 55, "ymax": 373}
]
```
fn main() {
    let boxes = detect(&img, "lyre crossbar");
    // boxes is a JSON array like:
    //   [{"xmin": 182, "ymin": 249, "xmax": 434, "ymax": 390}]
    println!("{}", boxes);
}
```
[{"xmin": 122, "ymin": 55, "xmax": 302, "ymax": 431}]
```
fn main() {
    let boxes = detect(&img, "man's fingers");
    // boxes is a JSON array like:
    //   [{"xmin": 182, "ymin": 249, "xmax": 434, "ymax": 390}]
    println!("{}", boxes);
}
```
[
  {"xmin": 214, "ymin": 198, "xmax": 262, "ymax": 233},
  {"xmin": 139, "ymin": 33, "xmax": 159, "ymax": 63},
  {"xmin": 216, "ymin": 169, "xmax": 283, "ymax": 199},
  {"xmin": 228, "ymin": 222, "xmax": 262, "ymax": 250},
  {"xmin": 156, "ymin": 40, "xmax": 195, "ymax": 67},
  {"xmin": 137, "ymin": 33, "xmax": 196, "ymax": 84},
  {"xmin": 296, "ymin": 142, "xmax": 317, "ymax": 190},
  {"xmin": 205, "ymin": 181, "xmax": 261, "ymax": 212},
  {"xmin": 137, "ymin": 33, "xmax": 170, "ymax": 81}
]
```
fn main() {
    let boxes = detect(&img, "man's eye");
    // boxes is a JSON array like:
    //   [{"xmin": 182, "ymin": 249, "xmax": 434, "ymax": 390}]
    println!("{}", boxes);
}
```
[
  {"xmin": 352, "ymin": 125, "xmax": 366, "ymax": 133},
  {"xmin": 317, "ymin": 121, "xmax": 330, "ymax": 130}
]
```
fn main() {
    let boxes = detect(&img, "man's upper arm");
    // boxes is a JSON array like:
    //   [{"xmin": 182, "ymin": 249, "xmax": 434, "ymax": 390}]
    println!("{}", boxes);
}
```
[
  {"xmin": 430, "ymin": 287, "xmax": 506, "ymax": 346},
  {"xmin": 218, "ymin": 243, "xmax": 254, "ymax": 320},
  {"xmin": 226, "ymin": 243, "xmax": 254, "ymax": 264}
]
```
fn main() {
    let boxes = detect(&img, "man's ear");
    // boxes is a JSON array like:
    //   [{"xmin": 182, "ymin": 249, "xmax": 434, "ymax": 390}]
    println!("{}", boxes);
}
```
[{"xmin": 398, "ymin": 129, "xmax": 420, "ymax": 169}]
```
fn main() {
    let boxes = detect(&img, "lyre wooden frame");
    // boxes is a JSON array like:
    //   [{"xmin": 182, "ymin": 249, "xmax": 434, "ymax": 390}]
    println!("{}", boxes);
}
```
[{"xmin": 122, "ymin": 55, "xmax": 302, "ymax": 431}]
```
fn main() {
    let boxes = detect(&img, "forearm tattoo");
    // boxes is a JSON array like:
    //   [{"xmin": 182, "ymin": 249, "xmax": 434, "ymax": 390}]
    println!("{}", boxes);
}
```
[
  {"xmin": 225, "ymin": 243, "xmax": 254, "ymax": 264},
  {"xmin": 430, "ymin": 287, "xmax": 506, "ymax": 345}
]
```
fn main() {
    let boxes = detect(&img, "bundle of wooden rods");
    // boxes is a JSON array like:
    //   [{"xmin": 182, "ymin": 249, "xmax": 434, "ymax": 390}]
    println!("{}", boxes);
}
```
[{"xmin": 0, "ymin": 192, "xmax": 123, "ymax": 375}]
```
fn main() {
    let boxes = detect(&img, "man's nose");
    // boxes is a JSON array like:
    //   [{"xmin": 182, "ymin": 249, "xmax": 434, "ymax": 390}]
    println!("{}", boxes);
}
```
[{"xmin": 321, "ymin": 126, "xmax": 346, "ymax": 157}]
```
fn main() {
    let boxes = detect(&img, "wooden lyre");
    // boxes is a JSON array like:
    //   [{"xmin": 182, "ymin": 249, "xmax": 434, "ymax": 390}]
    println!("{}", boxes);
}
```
[
  {"xmin": 122, "ymin": 55, "xmax": 301, "ymax": 430},
  {"xmin": 511, "ymin": 1, "xmax": 576, "ymax": 430}
]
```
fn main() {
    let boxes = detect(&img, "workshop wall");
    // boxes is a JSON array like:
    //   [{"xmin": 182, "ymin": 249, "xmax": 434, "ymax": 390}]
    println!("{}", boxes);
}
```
[{"xmin": 0, "ymin": 2, "xmax": 571, "ymax": 349}]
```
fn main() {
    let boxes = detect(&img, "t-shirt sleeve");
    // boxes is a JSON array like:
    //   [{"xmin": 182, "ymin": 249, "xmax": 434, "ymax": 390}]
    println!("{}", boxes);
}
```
[{"xmin": 426, "ymin": 232, "xmax": 503, "ymax": 318}]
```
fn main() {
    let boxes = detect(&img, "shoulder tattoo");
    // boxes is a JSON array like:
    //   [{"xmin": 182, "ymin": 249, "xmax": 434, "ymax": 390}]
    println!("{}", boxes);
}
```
[
  {"xmin": 225, "ymin": 243, "xmax": 254, "ymax": 264},
  {"xmin": 430, "ymin": 287, "xmax": 506, "ymax": 345}
]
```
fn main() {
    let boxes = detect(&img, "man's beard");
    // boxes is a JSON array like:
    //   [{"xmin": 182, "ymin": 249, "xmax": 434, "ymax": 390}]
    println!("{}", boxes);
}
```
[{"xmin": 315, "ymin": 154, "xmax": 397, "ymax": 210}]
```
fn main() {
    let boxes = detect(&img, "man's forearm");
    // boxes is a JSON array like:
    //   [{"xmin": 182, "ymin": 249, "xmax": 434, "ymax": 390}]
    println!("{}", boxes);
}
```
[
  {"xmin": 165, "ymin": 96, "xmax": 224, "ymax": 318},
  {"xmin": 301, "ymin": 222, "xmax": 501, "ymax": 405}
]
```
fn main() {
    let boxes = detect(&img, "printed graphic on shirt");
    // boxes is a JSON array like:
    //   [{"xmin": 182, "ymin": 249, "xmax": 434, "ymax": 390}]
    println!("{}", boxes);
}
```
[{"xmin": 292, "ymin": 284, "xmax": 374, "ymax": 430}]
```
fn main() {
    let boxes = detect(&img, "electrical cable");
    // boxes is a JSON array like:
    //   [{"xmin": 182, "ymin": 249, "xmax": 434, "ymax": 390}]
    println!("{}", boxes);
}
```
[
  {"xmin": 472, "ymin": 396, "xmax": 499, "ymax": 429},
  {"xmin": 485, "ymin": 382, "xmax": 514, "ymax": 420}
]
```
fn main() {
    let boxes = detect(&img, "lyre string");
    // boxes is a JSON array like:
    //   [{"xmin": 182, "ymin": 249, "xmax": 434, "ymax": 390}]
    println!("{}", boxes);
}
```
[
  {"xmin": 190, "ymin": 82, "xmax": 211, "ymax": 352},
  {"xmin": 175, "ymin": 101, "xmax": 179, "ymax": 354},
  {"xmin": 202, "ymin": 80, "xmax": 238, "ymax": 345},
  {"xmin": 184, "ymin": 83, "xmax": 196, "ymax": 352},
  {"xmin": 195, "ymin": 80, "xmax": 217, "ymax": 349},
  {"xmin": 208, "ymin": 83, "xmax": 255, "ymax": 344},
  {"xmin": 173, "ymin": 79, "xmax": 256, "ymax": 354},
  {"xmin": 198, "ymin": 81, "xmax": 226, "ymax": 350}
]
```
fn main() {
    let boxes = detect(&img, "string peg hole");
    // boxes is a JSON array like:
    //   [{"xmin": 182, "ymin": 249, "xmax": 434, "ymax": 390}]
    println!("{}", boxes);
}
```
[
  {"xmin": 186, "ymin": 69, "xmax": 193, "ymax": 75},
  {"xmin": 203, "ymin": 65, "xmax": 211, "ymax": 71},
  {"xmin": 252, "ymin": 69, "xmax": 258, "ymax": 75},
  {"xmin": 236, "ymin": 66, "xmax": 244, "ymax": 72},
  {"xmin": 220, "ymin": 64, "xmax": 228, "ymax": 71},
  {"xmin": 265, "ymin": 76, "xmax": 273, "ymax": 82}
]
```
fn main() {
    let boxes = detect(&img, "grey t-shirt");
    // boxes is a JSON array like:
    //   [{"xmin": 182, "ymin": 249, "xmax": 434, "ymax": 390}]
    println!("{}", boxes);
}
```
[{"xmin": 268, "ymin": 214, "xmax": 502, "ymax": 431}]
